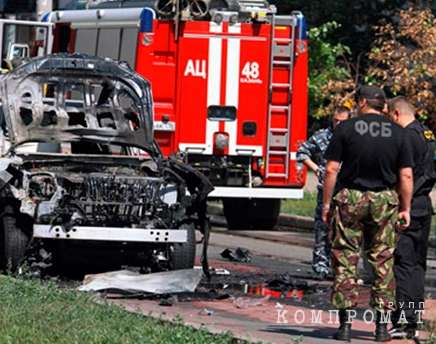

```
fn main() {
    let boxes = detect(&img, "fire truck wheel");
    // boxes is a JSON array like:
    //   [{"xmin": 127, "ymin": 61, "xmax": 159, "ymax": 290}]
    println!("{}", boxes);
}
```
[
  {"xmin": 169, "ymin": 223, "xmax": 196, "ymax": 270},
  {"xmin": 223, "ymin": 198, "xmax": 280, "ymax": 230},
  {"xmin": 0, "ymin": 204, "xmax": 31, "ymax": 271}
]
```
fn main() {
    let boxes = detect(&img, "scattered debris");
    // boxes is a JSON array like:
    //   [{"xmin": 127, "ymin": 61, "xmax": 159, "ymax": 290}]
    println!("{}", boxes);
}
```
[
  {"xmin": 78, "ymin": 269, "xmax": 203, "ymax": 294},
  {"xmin": 266, "ymin": 273, "xmax": 310, "ymax": 290},
  {"xmin": 245, "ymin": 284, "xmax": 305, "ymax": 301},
  {"xmin": 220, "ymin": 248, "xmax": 252, "ymax": 263},
  {"xmin": 194, "ymin": 266, "xmax": 231, "ymax": 275},
  {"xmin": 199, "ymin": 308, "xmax": 214, "ymax": 316},
  {"xmin": 158, "ymin": 296, "xmax": 177, "ymax": 307},
  {"xmin": 233, "ymin": 295, "xmax": 270, "ymax": 309}
]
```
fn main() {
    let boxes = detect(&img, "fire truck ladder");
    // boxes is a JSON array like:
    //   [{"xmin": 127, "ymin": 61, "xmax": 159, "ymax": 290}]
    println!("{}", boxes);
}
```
[{"xmin": 265, "ymin": 14, "xmax": 297, "ymax": 179}]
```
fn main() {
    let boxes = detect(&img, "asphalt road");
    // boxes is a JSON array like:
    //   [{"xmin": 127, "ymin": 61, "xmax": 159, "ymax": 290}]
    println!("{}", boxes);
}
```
[{"xmin": 107, "ymin": 225, "xmax": 436, "ymax": 344}]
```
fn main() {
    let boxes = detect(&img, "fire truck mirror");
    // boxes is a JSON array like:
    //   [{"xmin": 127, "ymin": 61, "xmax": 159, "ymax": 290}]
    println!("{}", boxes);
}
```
[
  {"xmin": 242, "ymin": 122, "xmax": 257, "ymax": 136},
  {"xmin": 207, "ymin": 106, "xmax": 236, "ymax": 121}
]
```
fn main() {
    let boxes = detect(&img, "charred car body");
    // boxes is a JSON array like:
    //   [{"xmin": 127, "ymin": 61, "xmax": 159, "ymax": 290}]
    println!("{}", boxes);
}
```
[{"xmin": 0, "ymin": 54, "xmax": 213, "ymax": 272}]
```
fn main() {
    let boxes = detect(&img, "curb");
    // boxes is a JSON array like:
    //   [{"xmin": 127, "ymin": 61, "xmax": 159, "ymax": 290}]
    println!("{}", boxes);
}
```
[
  {"xmin": 208, "ymin": 202, "xmax": 313, "ymax": 232},
  {"xmin": 207, "ymin": 202, "xmax": 436, "ymax": 248}
]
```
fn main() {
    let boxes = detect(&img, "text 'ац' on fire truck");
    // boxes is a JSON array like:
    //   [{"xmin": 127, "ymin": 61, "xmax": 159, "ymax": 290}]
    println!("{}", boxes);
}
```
[{"xmin": 42, "ymin": 0, "xmax": 309, "ymax": 230}]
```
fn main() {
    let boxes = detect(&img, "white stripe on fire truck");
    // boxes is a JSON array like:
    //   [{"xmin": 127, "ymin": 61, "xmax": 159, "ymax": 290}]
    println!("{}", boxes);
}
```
[
  {"xmin": 205, "ymin": 21, "xmax": 223, "ymax": 154},
  {"xmin": 183, "ymin": 33, "xmax": 267, "ymax": 41},
  {"xmin": 225, "ymin": 23, "xmax": 241, "ymax": 155}
]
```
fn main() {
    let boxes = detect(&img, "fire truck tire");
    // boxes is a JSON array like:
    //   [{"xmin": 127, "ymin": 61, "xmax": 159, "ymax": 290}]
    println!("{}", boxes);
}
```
[
  {"xmin": 223, "ymin": 198, "xmax": 280, "ymax": 230},
  {"xmin": 169, "ymin": 223, "xmax": 196, "ymax": 270},
  {"xmin": 0, "ymin": 204, "xmax": 30, "ymax": 271}
]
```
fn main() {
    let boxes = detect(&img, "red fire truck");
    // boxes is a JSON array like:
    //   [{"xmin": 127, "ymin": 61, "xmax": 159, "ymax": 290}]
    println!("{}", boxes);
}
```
[{"xmin": 43, "ymin": 3, "xmax": 308, "ymax": 229}]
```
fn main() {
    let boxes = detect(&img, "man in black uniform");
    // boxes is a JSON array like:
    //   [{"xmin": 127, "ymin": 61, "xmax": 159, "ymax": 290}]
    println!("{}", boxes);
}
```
[
  {"xmin": 322, "ymin": 86, "xmax": 414, "ymax": 342},
  {"xmin": 387, "ymin": 96, "xmax": 436, "ymax": 340}
]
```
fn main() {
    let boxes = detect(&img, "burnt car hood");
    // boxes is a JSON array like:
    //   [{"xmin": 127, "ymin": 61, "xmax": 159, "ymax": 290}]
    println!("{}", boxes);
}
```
[{"xmin": 0, "ymin": 54, "xmax": 154, "ymax": 152}]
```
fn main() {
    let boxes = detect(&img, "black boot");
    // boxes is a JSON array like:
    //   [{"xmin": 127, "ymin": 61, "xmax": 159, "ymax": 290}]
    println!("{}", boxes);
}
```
[
  {"xmin": 375, "ymin": 311, "xmax": 391, "ymax": 342},
  {"xmin": 334, "ymin": 309, "xmax": 351, "ymax": 342}
]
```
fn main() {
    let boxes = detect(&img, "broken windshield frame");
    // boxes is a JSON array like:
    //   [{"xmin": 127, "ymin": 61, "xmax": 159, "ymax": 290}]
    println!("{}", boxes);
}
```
[{"xmin": 0, "ymin": 55, "xmax": 156, "ymax": 156}]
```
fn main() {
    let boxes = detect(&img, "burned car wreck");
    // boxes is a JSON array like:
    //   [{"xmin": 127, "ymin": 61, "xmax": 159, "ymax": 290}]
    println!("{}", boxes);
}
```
[{"xmin": 0, "ymin": 54, "xmax": 213, "ymax": 273}]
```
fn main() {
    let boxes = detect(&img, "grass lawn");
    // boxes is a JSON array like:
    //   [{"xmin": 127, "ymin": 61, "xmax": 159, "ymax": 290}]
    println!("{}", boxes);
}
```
[
  {"xmin": 281, "ymin": 192, "xmax": 317, "ymax": 217},
  {"xmin": 0, "ymin": 275, "xmax": 241, "ymax": 344}
]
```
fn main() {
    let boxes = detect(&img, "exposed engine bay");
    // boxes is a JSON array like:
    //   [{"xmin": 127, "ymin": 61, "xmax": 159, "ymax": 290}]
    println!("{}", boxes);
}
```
[{"xmin": 0, "ymin": 54, "xmax": 213, "ymax": 273}]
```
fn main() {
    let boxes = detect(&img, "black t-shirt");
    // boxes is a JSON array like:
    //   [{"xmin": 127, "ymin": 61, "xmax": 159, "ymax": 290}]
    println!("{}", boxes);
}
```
[
  {"xmin": 404, "ymin": 120, "xmax": 433, "ymax": 216},
  {"xmin": 325, "ymin": 113, "xmax": 413, "ymax": 191}
]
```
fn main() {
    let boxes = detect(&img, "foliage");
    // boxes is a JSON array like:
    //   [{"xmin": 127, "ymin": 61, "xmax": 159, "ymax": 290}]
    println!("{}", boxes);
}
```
[
  {"xmin": 0, "ymin": 275, "xmax": 242, "ymax": 344},
  {"xmin": 308, "ymin": 22, "xmax": 354, "ymax": 118},
  {"xmin": 367, "ymin": 8, "xmax": 436, "ymax": 129}
]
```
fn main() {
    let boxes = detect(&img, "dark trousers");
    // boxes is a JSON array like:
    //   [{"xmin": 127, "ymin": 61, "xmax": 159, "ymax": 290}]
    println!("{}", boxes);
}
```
[
  {"xmin": 392, "ymin": 213, "xmax": 432, "ymax": 327},
  {"xmin": 313, "ymin": 188, "xmax": 330, "ymax": 273}
]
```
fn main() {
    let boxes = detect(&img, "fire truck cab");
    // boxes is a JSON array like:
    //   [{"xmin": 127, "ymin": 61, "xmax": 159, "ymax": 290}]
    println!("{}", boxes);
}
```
[
  {"xmin": 0, "ymin": 19, "xmax": 52, "ymax": 72},
  {"xmin": 43, "ymin": 2, "xmax": 308, "ymax": 229}
]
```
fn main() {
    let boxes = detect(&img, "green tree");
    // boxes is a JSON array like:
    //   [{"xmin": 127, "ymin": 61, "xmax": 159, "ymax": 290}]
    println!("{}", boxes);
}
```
[{"xmin": 308, "ymin": 22, "xmax": 354, "ymax": 119}]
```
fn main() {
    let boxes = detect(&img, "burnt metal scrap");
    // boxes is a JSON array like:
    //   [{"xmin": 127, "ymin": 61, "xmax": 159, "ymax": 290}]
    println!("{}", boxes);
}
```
[
  {"xmin": 0, "ymin": 54, "xmax": 154, "ymax": 151},
  {"xmin": 0, "ymin": 54, "xmax": 213, "ymax": 273}
]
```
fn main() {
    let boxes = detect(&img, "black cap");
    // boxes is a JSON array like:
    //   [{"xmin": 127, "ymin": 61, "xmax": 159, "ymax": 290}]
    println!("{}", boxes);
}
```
[{"xmin": 356, "ymin": 85, "xmax": 386, "ymax": 101}]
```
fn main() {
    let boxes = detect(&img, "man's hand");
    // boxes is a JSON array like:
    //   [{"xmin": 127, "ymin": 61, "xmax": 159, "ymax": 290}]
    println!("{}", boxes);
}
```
[
  {"xmin": 397, "ymin": 211, "xmax": 410, "ymax": 231},
  {"xmin": 321, "ymin": 204, "xmax": 331, "ymax": 224},
  {"xmin": 303, "ymin": 159, "xmax": 319, "ymax": 175},
  {"xmin": 322, "ymin": 160, "xmax": 340, "ymax": 224}
]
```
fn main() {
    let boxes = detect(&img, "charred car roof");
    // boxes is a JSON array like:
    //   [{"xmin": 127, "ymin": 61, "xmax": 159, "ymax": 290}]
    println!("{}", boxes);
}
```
[{"xmin": 0, "ymin": 54, "xmax": 154, "ymax": 153}]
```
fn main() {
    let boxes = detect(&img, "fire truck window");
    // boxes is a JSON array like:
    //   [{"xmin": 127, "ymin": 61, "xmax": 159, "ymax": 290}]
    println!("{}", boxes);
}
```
[
  {"xmin": 207, "ymin": 106, "xmax": 236, "ymax": 121},
  {"xmin": 75, "ymin": 29, "xmax": 98, "ymax": 55},
  {"xmin": 2, "ymin": 24, "xmax": 48, "ymax": 60},
  {"xmin": 97, "ymin": 29, "xmax": 120, "ymax": 60},
  {"xmin": 119, "ymin": 28, "xmax": 138, "ymax": 68}
]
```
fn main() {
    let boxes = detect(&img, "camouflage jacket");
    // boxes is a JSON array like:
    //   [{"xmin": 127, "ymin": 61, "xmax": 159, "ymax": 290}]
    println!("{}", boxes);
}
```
[{"xmin": 297, "ymin": 128, "xmax": 333, "ymax": 189}]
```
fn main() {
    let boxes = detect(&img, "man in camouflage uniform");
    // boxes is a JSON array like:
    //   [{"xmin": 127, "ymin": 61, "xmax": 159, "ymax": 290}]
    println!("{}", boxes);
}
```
[
  {"xmin": 322, "ymin": 86, "xmax": 413, "ymax": 342},
  {"xmin": 297, "ymin": 107, "xmax": 350, "ymax": 279}
]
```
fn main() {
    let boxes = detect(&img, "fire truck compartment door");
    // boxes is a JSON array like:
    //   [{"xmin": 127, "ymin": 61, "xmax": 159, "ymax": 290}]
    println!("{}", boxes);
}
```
[{"xmin": 176, "ymin": 22, "xmax": 270, "ymax": 157}]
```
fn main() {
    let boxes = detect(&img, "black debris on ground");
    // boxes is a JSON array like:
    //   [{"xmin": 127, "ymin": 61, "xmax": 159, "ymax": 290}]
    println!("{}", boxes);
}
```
[{"xmin": 220, "ymin": 248, "xmax": 252, "ymax": 263}]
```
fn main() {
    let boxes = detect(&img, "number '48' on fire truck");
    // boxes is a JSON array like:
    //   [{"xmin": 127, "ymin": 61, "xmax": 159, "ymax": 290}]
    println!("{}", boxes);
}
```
[{"xmin": 42, "ymin": 3, "xmax": 308, "ymax": 229}]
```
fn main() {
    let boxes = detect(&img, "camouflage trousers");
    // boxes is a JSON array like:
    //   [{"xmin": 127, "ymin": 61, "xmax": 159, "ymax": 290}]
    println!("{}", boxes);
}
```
[
  {"xmin": 313, "ymin": 188, "xmax": 331, "ymax": 274},
  {"xmin": 330, "ymin": 188, "xmax": 399, "ymax": 311}
]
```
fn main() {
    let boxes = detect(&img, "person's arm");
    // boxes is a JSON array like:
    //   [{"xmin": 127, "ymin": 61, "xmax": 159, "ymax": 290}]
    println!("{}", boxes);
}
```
[
  {"xmin": 297, "ymin": 135, "xmax": 320, "ymax": 173},
  {"xmin": 321, "ymin": 125, "xmax": 345, "ymax": 223},
  {"xmin": 397, "ymin": 167, "xmax": 413, "ymax": 230},
  {"xmin": 322, "ymin": 160, "xmax": 340, "ymax": 223},
  {"xmin": 303, "ymin": 158, "xmax": 319, "ymax": 174},
  {"xmin": 396, "ymin": 129, "xmax": 416, "ymax": 230}
]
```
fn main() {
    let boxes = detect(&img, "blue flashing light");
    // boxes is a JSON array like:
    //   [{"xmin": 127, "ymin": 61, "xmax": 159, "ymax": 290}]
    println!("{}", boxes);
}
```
[
  {"xmin": 139, "ymin": 8, "xmax": 154, "ymax": 33},
  {"xmin": 41, "ymin": 12, "xmax": 51, "ymax": 22}
]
